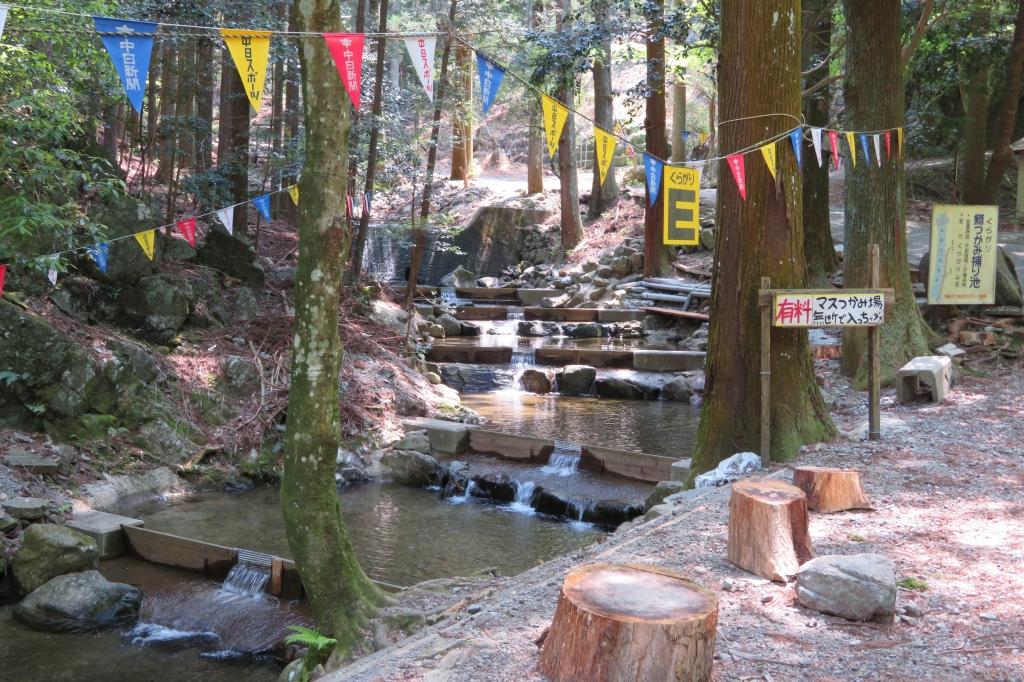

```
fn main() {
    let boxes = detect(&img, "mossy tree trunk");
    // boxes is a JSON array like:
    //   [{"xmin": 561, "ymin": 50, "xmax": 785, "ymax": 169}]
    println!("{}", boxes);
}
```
[
  {"xmin": 841, "ymin": 0, "xmax": 934, "ymax": 383},
  {"xmin": 643, "ymin": 0, "xmax": 673, "ymax": 277},
  {"xmin": 588, "ymin": 0, "xmax": 617, "ymax": 219},
  {"xmin": 556, "ymin": 0, "xmax": 583, "ymax": 250},
  {"xmin": 526, "ymin": 0, "xmax": 546, "ymax": 195},
  {"xmin": 689, "ymin": 0, "xmax": 835, "ymax": 482},
  {"xmin": 450, "ymin": 44, "xmax": 474, "ymax": 184},
  {"xmin": 282, "ymin": 0, "xmax": 385, "ymax": 653}
]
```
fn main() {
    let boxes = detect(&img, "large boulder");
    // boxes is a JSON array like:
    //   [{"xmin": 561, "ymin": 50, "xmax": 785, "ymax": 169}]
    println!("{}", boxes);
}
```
[
  {"xmin": 564, "ymin": 323, "xmax": 605, "ymax": 339},
  {"xmin": 437, "ymin": 314, "xmax": 463, "ymax": 336},
  {"xmin": 517, "ymin": 320, "xmax": 559, "ymax": 337},
  {"xmin": 469, "ymin": 473, "xmax": 518, "ymax": 503},
  {"xmin": 13, "ymin": 525, "xmax": 100, "ymax": 594},
  {"xmin": 220, "ymin": 356, "xmax": 261, "ymax": 396},
  {"xmin": 556, "ymin": 365, "xmax": 596, "ymax": 396},
  {"xmin": 392, "ymin": 430, "xmax": 431, "ymax": 454},
  {"xmin": 117, "ymin": 274, "xmax": 193, "ymax": 343},
  {"xmin": 440, "ymin": 266, "xmax": 476, "ymax": 289},
  {"xmin": 196, "ymin": 227, "xmax": 265, "ymax": 284},
  {"xmin": 381, "ymin": 450, "xmax": 442, "ymax": 487},
  {"xmin": 84, "ymin": 193, "xmax": 161, "ymax": 284},
  {"xmin": 644, "ymin": 481, "xmax": 686, "ymax": 511},
  {"xmin": 594, "ymin": 377, "xmax": 658, "ymax": 400},
  {"xmin": 14, "ymin": 570, "xmax": 141, "ymax": 632},
  {"xmin": 582, "ymin": 500, "xmax": 644, "ymax": 527},
  {"xmin": 796, "ymin": 554, "xmax": 897, "ymax": 622},
  {"xmin": 662, "ymin": 376, "xmax": 695, "ymax": 402},
  {"xmin": 519, "ymin": 368, "xmax": 552, "ymax": 394}
]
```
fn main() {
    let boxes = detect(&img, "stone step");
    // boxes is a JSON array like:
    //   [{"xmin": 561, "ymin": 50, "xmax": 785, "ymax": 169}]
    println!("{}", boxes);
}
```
[
  {"xmin": 4, "ymin": 451, "xmax": 60, "ymax": 475},
  {"xmin": 3, "ymin": 497, "xmax": 48, "ymax": 520},
  {"xmin": 68, "ymin": 511, "xmax": 145, "ymax": 559}
]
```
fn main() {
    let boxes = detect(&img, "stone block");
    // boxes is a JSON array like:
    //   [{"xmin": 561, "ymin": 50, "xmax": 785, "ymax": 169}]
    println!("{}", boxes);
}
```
[
  {"xmin": 670, "ymin": 458, "xmax": 692, "ymax": 483},
  {"xmin": 596, "ymin": 309, "xmax": 645, "ymax": 323},
  {"xmin": 517, "ymin": 289, "xmax": 561, "ymax": 306},
  {"xmin": 400, "ymin": 418, "xmax": 472, "ymax": 454},
  {"xmin": 895, "ymin": 355, "xmax": 953, "ymax": 404},
  {"xmin": 3, "ymin": 497, "xmax": 47, "ymax": 520},
  {"xmin": 632, "ymin": 350, "xmax": 706, "ymax": 372},
  {"xmin": 3, "ymin": 450, "xmax": 59, "ymax": 475},
  {"xmin": 67, "ymin": 511, "xmax": 145, "ymax": 560}
]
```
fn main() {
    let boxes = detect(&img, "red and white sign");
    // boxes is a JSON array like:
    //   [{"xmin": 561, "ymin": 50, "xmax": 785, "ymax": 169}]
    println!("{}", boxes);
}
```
[
  {"xmin": 325, "ymin": 33, "xmax": 365, "ymax": 111},
  {"xmin": 404, "ymin": 36, "xmax": 436, "ymax": 101}
]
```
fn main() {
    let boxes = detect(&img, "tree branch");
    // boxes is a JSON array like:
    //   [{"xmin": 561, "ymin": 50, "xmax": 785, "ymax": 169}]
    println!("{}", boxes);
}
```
[{"xmin": 802, "ymin": 73, "xmax": 843, "ymax": 98}]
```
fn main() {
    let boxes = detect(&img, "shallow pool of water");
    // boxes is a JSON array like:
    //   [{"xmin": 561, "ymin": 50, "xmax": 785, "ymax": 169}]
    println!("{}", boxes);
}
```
[{"xmin": 128, "ymin": 484, "xmax": 604, "ymax": 588}]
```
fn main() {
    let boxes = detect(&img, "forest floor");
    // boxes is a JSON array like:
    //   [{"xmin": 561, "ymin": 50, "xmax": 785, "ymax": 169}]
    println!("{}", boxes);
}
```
[{"xmin": 327, "ymin": 359, "xmax": 1024, "ymax": 682}]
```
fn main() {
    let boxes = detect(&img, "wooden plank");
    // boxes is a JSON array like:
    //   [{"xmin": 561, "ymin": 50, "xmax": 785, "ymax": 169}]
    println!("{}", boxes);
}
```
[
  {"xmin": 760, "ymin": 277, "xmax": 772, "ymax": 464},
  {"xmin": 468, "ymin": 429, "xmax": 553, "ymax": 462},
  {"xmin": 868, "ymin": 245, "xmax": 881, "ymax": 441},
  {"xmin": 583, "ymin": 445, "xmax": 676, "ymax": 482},
  {"xmin": 642, "ymin": 306, "xmax": 710, "ymax": 321},
  {"xmin": 124, "ymin": 526, "xmax": 235, "ymax": 578},
  {"xmin": 523, "ymin": 307, "xmax": 601, "ymax": 322},
  {"xmin": 758, "ymin": 288, "xmax": 894, "ymax": 306},
  {"xmin": 454, "ymin": 305, "xmax": 509, "ymax": 320}
]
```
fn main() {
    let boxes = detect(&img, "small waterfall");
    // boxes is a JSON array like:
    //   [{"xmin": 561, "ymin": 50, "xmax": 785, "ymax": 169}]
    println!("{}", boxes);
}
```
[
  {"xmin": 509, "ymin": 481, "xmax": 537, "ymax": 513},
  {"xmin": 439, "ymin": 287, "xmax": 469, "ymax": 309},
  {"xmin": 512, "ymin": 348, "xmax": 536, "ymax": 367},
  {"xmin": 569, "ymin": 500, "xmax": 593, "ymax": 528},
  {"xmin": 506, "ymin": 307, "xmax": 525, "ymax": 321},
  {"xmin": 542, "ymin": 441, "xmax": 582, "ymax": 476},
  {"xmin": 448, "ymin": 479, "xmax": 477, "ymax": 504},
  {"xmin": 222, "ymin": 562, "xmax": 270, "ymax": 597}
]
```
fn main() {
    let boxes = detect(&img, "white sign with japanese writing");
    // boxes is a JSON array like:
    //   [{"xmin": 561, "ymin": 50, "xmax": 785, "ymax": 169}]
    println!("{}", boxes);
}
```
[
  {"xmin": 928, "ymin": 205, "xmax": 999, "ymax": 305},
  {"xmin": 773, "ymin": 292, "xmax": 885, "ymax": 328}
]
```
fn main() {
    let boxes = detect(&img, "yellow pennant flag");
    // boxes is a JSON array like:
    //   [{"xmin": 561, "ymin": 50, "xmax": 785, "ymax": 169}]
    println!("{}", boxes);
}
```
[
  {"xmin": 288, "ymin": 185, "xmax": 300, "ymax": 205},
  {"xmin": 135, "ymin": 229, "xmax": 156, "ymax": 261},
  {"xmin": 845, "ymin": 131, "xmax": 857, "ymax": 167},
  {"xmin": 759, "ymin": 142, "xmax": 777, "ymax": 180},
  {"xmin": 541, "ymin": 94, "xmax": 569, "ymax": 158},
  {"xmin": 699, "ymin": 131, "xmax": 708, "ymax": 145},
  {"xmin": 221, "ymin": 29, "xmax": 272, "ymax": 112},
  {"xmin": 593, "ymin": 127, "xmax": 617, "ymax": 186},
  {"xmin": 896, "ymin": 127, "xmax": 904, "ymax": 158}
]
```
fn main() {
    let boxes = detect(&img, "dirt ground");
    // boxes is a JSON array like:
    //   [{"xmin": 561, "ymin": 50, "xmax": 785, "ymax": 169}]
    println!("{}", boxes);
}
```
[{"xmin": 326, "ymin": 360, "xmax": 1024, "ymax": 681}]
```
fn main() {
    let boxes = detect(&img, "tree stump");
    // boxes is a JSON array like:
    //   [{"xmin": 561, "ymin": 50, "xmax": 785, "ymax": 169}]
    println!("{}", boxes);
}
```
[
  {"xmin": 539, "ymin": 563, "xmax": 719, "ymax": 682},
  {"xmin": 792, "ymin": 466, "xmax": 872, "ymax": 513},
  {"xmin": 727, "ymin": 478, "xmax": 814, "ymax": 581}
]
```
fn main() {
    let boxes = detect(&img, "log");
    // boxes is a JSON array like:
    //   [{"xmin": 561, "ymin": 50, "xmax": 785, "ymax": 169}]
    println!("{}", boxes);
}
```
[
  {"xmin": 792, "ymin": 466, "xmax": 872, "ymax": 513},
  {"xmin": 539, "ymin": 563, "xmax": 718, "ymax": 682},
  {"xmin": 727, "ymin": 479, "xmax": 814, "ymax": 581}
]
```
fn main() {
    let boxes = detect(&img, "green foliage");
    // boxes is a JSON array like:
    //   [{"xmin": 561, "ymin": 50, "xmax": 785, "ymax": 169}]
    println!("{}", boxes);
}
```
[
  {"xmin": 285, "ymin": 625, "xmax": 338, "ymax": 680},
  {"xmin": 898, "ymin": 577, "xmax": 928, "ymax": 591}
]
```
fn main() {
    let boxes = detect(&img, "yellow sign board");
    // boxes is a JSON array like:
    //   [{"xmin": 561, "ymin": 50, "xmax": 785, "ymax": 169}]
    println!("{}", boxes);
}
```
[
  {"xmin": 772, "ymin": 291, "xmax": 885, "ymax": 327},
  {"xmin": 927, "ymin": 205, "xmax": 999, "ymax": 304},
  {"xmin": 663, "ymin": 165, "xmax": 701, "ymax": 245}
]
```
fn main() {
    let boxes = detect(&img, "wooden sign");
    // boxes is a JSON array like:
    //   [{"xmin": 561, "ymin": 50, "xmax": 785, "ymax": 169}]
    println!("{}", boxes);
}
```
[
  {"xmin": 663, "ymin": 165, "xmax": 701, "ymax": 245},
  {"xmin": 772, "ymin": 291, "xmax": 885, "ymax": 327},
  {"xmin": 928, "ymin": 205, "xmax": 999, "ymax": 305}
]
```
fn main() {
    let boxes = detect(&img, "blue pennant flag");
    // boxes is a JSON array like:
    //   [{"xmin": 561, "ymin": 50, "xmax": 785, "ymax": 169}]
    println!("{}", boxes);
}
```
[
  {"xmin": 93, "ymin": 17, "xmax": 158, "ymax": 114},
  {"xmin": 644, "ymin": 153, "xmax": 664, "ymax": 207},
  {"xmin": 253, "ymin": 194, "xmax": 272, "ymax": 222},
  {"xmin": 87, "ymin": 242, "xmax": 110, "ymax": 274},
  {"xmin": 790, "ymin": 129, "xmax": 803, "ymax": 169},
  {"xmin": 859, "ymin": 133, "xmax": 872, "ymax": 166},
  {"xmin": 476, "ymin": 52, "xmax": 505, "ymax": 115}
]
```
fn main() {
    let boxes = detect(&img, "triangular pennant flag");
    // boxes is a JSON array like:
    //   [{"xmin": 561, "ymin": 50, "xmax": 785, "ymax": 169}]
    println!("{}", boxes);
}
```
[
  {"xmin": 253, "ymin": 194, "xmax": 272, "ymax": 222},
  {"xmin": 859, "ymin": 133, "xmax": 871, "ymax": 167},
  {"xmin": 177, "ymin": 218, "xmax": 197, "ymax": 247},
  {"xmin": 324, "ymin": 33, "xmax": 365, "ymax": 112},
  {"xmin": 897, "ymin": 127, "xmax": 905, "ymax": 157},
  {"xmin": 404, "ymin": 36, "xmax": 436, "ymax": 101},
  {"xmin": 726, "ymin": 153, "xmax": 747, "ymax": 201},
  {"xmin": 216, "ymin": 207, "xmax": 234, "ymax": 235},
  {"xmin": 476, "ymin": 52, "xmax": 505, "ymax": 115},
  {"xmin": 221, "ymin": 29, "xmax": 272, "ymax": 112},
  {"xmin": 759, "ymin": 142, "xmax": 777, "ymax": 180},
  {"xmin": 345, "ymin": 195, "xmax": 354, "ymax": 220},
  {"xmin": 811, "ymin": 128, "xmax": 824, "ymax": 168},
  {"xmin": 47, "ymin": 268, "xmax": 58, "ymax": 287},
  {"xmin": 288, "ymin": 185, "xmax": 300, "ymax": 205},
  {"xmin": 0, "ymin": 264, "xmax": 6, "ymax": 296},
  {"xmin": 872, "ymin": 134, "xmax": 882, "ymax": 168},
  {"xmin": 681, "ymin": 130, "xmax": 691, "ymax": 143},
  {"xmin": 643, "ymin": 153, "xmax": 663, "ymax": 206},
  {"xmin": 845, "ymin": 131, "xmax": 857, "ymax": 167},
  {"xmin": 699, "ymin": 131, "xmax": 708, "ymax": 145},
  {"xmin": 541, "ymin": 94, "xmax": 569, "ymax": 157},
  {"xmin": 92, "ymin": 17, "xmax": 158, "ymax": 114},
  {"xmin": 828, "ymin": 130, "xmax": 840, "ymax": 170},
  {"xmin": 134, "ymin": 229, "xmax": 156, "ymax": 260},
  {"xmin": 594, "ymin": 127, "xmax": 617, "ymax": 186},
  {"xmin": 884, "ymin": 131, "xmax": 892, "ymax": 160},
  {"xmin": 362, "ymin": 192, "xmax": 371, "ymax": 215},
  {"xmin": 790, "ymin": 129, "xmax": 804, "ymax": 169},
  {"xmin": 88, "ymin": 243, "xmax": 110, "ymax": 273},
  {"xmin": 0, "ymin": 5, "xmax": 9, "ymax": 41}
]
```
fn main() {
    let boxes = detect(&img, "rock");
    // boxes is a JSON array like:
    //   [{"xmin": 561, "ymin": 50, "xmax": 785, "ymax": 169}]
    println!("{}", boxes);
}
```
[
  {"xmin": 935, "ymin": 343, "xmax": 966, "ymax": 360},
  {"xmin": 80, "ymin": 467, "xmax": 184, "ymax": 511},
  {"xmin": 612, "ymin": 256, "xmax": 631, "ymax": 278},
  {"xmin": 441, "ymin": 461, "xmax": 470, "ymax": 497},
  {"xmin": 440, "ymin": 266, "xmax": 477, "ymax": 289},
  {"xmin": 470, "ymin": 473, "xmax": 518, "ymax": 503},
  {"xmin": 519, "ymin": 368, "xmax": 552, "ymax": 394},
  {"xmin": 196, "ymin": 228, "xmax": 265, "ymax": 284},
  {"xmin": 460, "ymin": 321, "xmax": 481, "ymax": 336},
  {"xmin": 628, "ymin": 252, "xmax": 644, "ymax": 272},
  {"xmin": 699, "ymin": 227, "xmax": 716, "ymax": 251},
  {"xmin": 162, "ymin": 237, "xmax": 197, "ymax": 262},
  {"xmin": 466, "ymin": 603, "xmax": 482, "ymax": 614},
  {"xmin": 564, "ymin": 322, "xmax": 604, "ymax": 339},
  {"xmin": 588, "ymin": 287, "xmax": 607, "ymax": 302},
  {"xmin": 0, "ymin": 513, "xmax": 17, "ymax": 532},
  {"xmin": 995, "ymin": 246, "xmax": 1024, "ymax": 307},
  {"xmin": 670, "ymin": 458, "xmax": 692, "ymax": 483},
  {"xmin": 517, "ymin": 320, "xmax": 558, "ymax": 337},
  {"xmin": 980, "ymin": 612, "xmax": 998, "ymax": 622},
  {"xmin": 393, "ymin": 430, "xmax": 431, "ymax": 454},
  {"xmin": 645, "ymin": 481, "xmax": 686, "ymax": 511},
  {"xmin": 3, "ymin": 449, "xmax": 59, "ymax": 475},
  {"xmin": 232, "ymin": 287, "xmax": 260, "ymax": 323},
  {"xmin": 593, "ymin": 377, "xmax": 658, "ymax": 400},
  {"xmin": 426, "ymin": 371, "xmax": 442, "ymax": 385},
  {"xmin": 14, "ymin": 570, "xmax": 141, "ymax": 632},
  {"xmin": 582, "ymin": 260, "xmax": 598, "ymax": 273},
  {"xmin": 662, "ymin": 376, "xmax": 695, "ymax": 402},
  {"xmin": 596, "ymin": 264, "xmax": 614, "ymax": 279},
  {"xmin": 425, "ymin": 323, "xmax": 446, "ymax": 338},
  {"xmin": 131, "ymin": 420, "xmax": 198, "ymax": 465},
  {"xmin": 367, "ymin": 300, "xmax": 410, "ymax": 334},
  {"xmin": 116, "ymin": 274, "xmax": 193, "ymax": 342},
  {"xmin": 381, "ymin": 450, "xmax": 442, "ymax": 487},
  {"xmin": 795, "ymin": 554, "xmax": 897, "ymax": 622},
  {"xmin": 533, "ymin": 489, "xmax": 574, "ymax": 518},
  {"xmin": 3, "ymin": 497, "xmax": 48, "ymax": 521},
  {"xmin": 540, "ymin": 293, "xmax": 570, "ymax": 308},
  {"xmin": 903, "ymin": 603, "xmax": 923, "ymax": 618},
  {"xmin": 85, "ymin": 194, "xmax": 162, "ymax": 284},
  {"xmin": 476, "ymin": 276, "xmax": 501, "ymax": 288},
  {"xmin": 582, "ymin": 500, "xmax": 644, "ymax": 527},
  {"xmin": 13, "ymin": 525, "xmax": 100, "ymax": 594},
  {"xmin": 556, "ymin": 365, "xmax": 596, "ymax": 396},
  {"xmin": 220, "ymin": 355, "xmax": 261, "ymax": 396},
  {"xmin": 644, "ymin": 503, "xmax": 674, "ymax": 520},
  {"xmin": 693, "ymin": 452, "xmax": 762, "ymax": 488},
  {"xmin": 66, "ymin": 511, "xmax": 144, "ymax": 560},
  {"xmin": 437, "ymin": 314, "xmax": 463, "ymax": 337}
]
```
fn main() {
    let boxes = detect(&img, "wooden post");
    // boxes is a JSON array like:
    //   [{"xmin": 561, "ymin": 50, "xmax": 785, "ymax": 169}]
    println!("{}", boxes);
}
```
[
  {"xmin": 868, "ymin": 244, "xmax": 881, "ymax": 440},
  {"xmin": 760, "ymin": 277, "xmax": 772, "ymax": 463},
  {"xmin": 271, "ymin": 556, "xmax": 284, "ymax": 596}
]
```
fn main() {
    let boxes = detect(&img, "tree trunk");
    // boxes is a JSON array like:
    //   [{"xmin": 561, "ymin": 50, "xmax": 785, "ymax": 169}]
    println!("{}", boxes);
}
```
[
  {"xmin": 195, "ymin": 37, "xmax": 216, "ymax": 171},
  {"xmin": 841, "ymin": 0, "xmax": 933, "ymax": 382},
  {"xmin": 588, "ymin": 0, "xmax": 617, "ymax": 218},
  {"xmin": 960, "ymin": 67, "xmax": 989, "ymax": 204},
  {"xmin": 345, "ymin": 0, "xmax": 367, "ymax": 198},
  {"xmin": 689, "ymin": 0, "xmax": 835, "ymax": 479},
  {"xmin": 156, "ymin": 41, "xmax": 178, "ymax": 184},
  {"xmin": 175, "ymin": 38, "xmax": 197, "ymax": 172},
  {"xmin": 270, "ymin": 1, "xmax": 288, "ymax": 205},
  {"xmin": 217, "ymin": 50, "xmax": 234, "ymax": 166},
  {"xmin": 802, "ymin": 0, "xmax": 839, "ymax": 286},
  {"xmin": 419, "ymin": 0, "xmax": 458, "ymax": 219},
  {"xmin": 792, "ymin": 466, "xmax": 872, "ymax": 513},
  {"xmin": 284, "ymin": 47, "xmax": 301, "ymax": 224},
  {"xmin": 223, "ymin": 49, "xmax": 252, "ymax": 233},
  {"xmin": 557, "ymin": 0, "xmax": 583, "ymax": 250},
  {"xmin": 671, "ymin": 77, "xmax": 686, "ymax": 163},
  {"xmin": 283, "ymin": 0, "xmax": 385, "ymax": 651},
  {"xmin": 450, "ymin": 44, "xmax": 474, "ymax": 184},
  {"xmin": 643, "ymin": 0, "xmax": 672, "ymax": 276},
  {"xmin": 727, "ymin": 479, "xmax": 814, "ymax": 581},
  {"xmin": 526, "ymin": 0, "xmax": 545, "ymax": 194},
  {"xmin": 982, "ymin": 0, "xmax": 1024, "ymax": 202},
  {"xmin": 539, "ymin": 563, "xmax": 718, "ymax": 682}
]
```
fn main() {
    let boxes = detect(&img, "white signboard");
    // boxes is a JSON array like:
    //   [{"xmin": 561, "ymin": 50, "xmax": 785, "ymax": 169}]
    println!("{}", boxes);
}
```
[{"xmin": 773, "ymin": 291, "xmax": 885, "ymax": 328}]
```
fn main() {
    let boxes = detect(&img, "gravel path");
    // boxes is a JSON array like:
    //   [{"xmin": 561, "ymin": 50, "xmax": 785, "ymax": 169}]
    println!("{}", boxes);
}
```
[{"xmin": 324, "ymin": 362, "xmax": 1024, "ymax": 682}]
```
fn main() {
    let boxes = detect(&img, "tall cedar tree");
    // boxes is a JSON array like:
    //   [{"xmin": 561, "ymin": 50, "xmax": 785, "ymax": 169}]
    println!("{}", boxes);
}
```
[
  {"xmin": 841, "ymin": 0, "xmax": 933, "ymax": 381},
  {"xmin": 689, "ymin": 0, "xmax": 834, "ymax": 480},
  {"xmin": 556, "ymin": 0, "xmax": 583, "ymax": 248},
  {"xmin": 282, "ymin": 0, "xmax": 387, "ymax": 651},
  {"xmin": 588, "ymin": 0, "xmax": 618, "ymax": 218},
  {"xmin": 643, "ymin": 0, "xmax": 671, "ymax": 276}
]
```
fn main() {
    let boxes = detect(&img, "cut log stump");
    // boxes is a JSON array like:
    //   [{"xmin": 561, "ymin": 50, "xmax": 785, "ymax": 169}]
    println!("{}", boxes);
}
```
[
  {"xmin": 792, "ymin": 466, "xmax": 872, "ymax": 513},
  {"xmin": 727, "ymin": 478, "xmax": 813, "ymax": 581},
  {"xmin": 539, "ymin": 563, "xmax": 719, "ymax": 682}
]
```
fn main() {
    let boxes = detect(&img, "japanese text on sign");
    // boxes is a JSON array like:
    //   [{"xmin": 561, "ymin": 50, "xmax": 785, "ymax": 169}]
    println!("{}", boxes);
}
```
[
  {"xmin": 928, "ymin": 205, "xmax": 999, "ymax": 304},
  {"xmin": 663, "ymin": 166, "xmax": 702, "ymax": 245},
  {"xmin": 773, "ymin": 292, "xmax": 885, "ymax": 327}
]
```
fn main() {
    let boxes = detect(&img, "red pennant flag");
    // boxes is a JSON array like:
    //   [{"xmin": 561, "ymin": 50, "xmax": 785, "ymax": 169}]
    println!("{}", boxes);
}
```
[
  {"xmin": 324, "ymin": 33, "xmax": 365, "ymax": 112},
  {"xmin": 828, "ymin": 130, "xmax": 840, "ymax": 170},
  {"xmin": 177, "ymin": 218, "xmax": 197, "ymax": 247},
  {"xmin": 0, "ymin": 264, "xmax": 6, "ymax": 296},
  {"xmin": 726, "ymin": 153, "xmax": 747, "ymax": 201},
  {"xmin": 345, "ymin": 195, "xmax": 354, "ymax": 220},
  {"xmin": 884, "ymin": 131, "xmax": 892, "ymax": 160}
]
